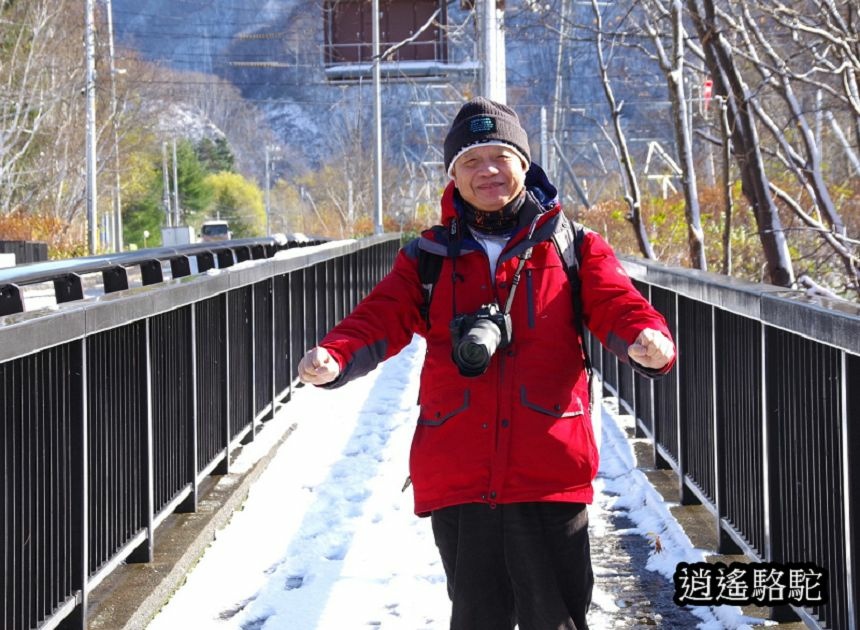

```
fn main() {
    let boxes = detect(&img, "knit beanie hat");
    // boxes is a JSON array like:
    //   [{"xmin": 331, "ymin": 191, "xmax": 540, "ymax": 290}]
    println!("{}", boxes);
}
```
[{"xmin": 444, "ymin": 97, "xmax": 531, "ymax": 176}]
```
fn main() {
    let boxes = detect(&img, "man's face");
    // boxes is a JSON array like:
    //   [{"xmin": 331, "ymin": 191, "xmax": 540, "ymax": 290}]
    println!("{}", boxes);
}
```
[{"xmin": 451, "ymin": 144, "xmax": 527, "ymax": 212}]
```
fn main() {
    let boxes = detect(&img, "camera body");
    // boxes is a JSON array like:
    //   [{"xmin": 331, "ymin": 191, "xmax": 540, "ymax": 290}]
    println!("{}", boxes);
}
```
[{"xmin": 449, "ymin": 303, "xmax": 513, "ymax": 377}]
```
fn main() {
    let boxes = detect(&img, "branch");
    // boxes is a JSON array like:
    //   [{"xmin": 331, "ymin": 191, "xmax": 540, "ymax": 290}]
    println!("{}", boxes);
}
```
[{"xmin": 377, "ymin": 9, "xmax": 441, "ymax": 61}]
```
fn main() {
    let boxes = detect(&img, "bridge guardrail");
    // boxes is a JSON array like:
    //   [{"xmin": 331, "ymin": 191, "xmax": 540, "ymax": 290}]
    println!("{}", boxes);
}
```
[
  {"xmin": 0, "ymin": 233, "xmax": 400, "ymax": 630},
  {"xmin": 591, "ymin": 257, "xmax": 859, "ymax": 630},
  {"xmin": 0, "ymin": 236, "xmax": 332, "ymax": 317}
]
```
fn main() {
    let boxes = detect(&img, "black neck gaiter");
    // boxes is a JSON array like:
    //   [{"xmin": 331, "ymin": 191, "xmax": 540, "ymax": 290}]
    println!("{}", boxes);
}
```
[{"xmin": 459, "ymin": 190, "xmax": 526, "ymax": 235}]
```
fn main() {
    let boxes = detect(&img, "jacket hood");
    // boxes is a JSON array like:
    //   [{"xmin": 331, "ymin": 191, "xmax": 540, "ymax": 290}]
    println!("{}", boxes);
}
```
[{"xmin": 439, "ymin": 162, "xmax": 559, "ymax": 224}]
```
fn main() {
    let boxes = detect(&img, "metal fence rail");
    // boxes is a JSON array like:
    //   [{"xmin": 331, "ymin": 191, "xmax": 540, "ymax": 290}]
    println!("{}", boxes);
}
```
[
  {"xmin": 594, "ymin": 258, "xmax": 860, "ymax": 630},
  {"xmin": 0, "ymin": 234, "xmax": 399, "ymax": 630}
]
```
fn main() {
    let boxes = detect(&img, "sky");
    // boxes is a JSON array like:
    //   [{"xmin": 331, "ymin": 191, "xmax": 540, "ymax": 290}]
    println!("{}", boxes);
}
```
[{"xmin": 145, "ymin": 337, "xmax": 772, "ymax": 630}]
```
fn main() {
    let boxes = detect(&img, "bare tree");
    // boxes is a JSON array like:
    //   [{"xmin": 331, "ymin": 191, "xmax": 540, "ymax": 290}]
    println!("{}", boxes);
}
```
[
  {"xmin": 591, "ymin": 0, "xmax": 656, "ymax": 259},
  {"xmin": 728, "ymin": 3, "xmax": 860, "ymax": 296},
  {"xmin": 762, "ymin": 1, "xmax": 859, "ymax": 145},
  {"xmin": 641, "ymin": 0, "xmax": 707, "ymax": 269},
  {"xmin": 717, "ymin": 95, "xmax": 734, "ymax": 274},
  {"xmin": 0, "ymin": 1, "xmax": 68, "ymax": 214},
  {"xmin": 685, "ymin": 0, "xmax": 795, "ymax": 286}
]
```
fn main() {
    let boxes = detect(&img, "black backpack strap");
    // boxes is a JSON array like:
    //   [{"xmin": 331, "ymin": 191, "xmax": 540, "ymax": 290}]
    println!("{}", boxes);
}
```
[
  {"xmin": 552, "ymin": 214, "xmax": 591, "ymax": 376},
  {"xmin": 416, "ymin": 221, "xmax": 459, "ymax": 329},
  {"xmin": 417, "ymin": 248, "xmax": 444, "ymax": 328}
]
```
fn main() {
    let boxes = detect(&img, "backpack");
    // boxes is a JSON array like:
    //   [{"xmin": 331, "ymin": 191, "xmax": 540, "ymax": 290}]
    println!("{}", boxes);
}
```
[{"xmin": 416, "ymin": 214, "xmax": 592, "ymax": 377}]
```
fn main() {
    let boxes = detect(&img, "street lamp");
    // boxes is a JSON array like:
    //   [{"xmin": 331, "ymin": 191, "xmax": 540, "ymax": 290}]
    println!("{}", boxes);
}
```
[{"xmin": 143, "ymin": 230, "xmax": 150, "ymax": 248}]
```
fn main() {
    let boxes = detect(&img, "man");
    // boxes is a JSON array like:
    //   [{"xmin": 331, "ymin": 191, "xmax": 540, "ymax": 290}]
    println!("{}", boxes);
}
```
[{"xmin": 298, "ymin": 97, "xmax": 675, "ymax": 630}]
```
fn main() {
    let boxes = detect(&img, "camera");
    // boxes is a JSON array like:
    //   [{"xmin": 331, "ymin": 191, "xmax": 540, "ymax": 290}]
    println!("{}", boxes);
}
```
[{"xmin": 449, "ymin": 303, "xmax": 513, "ymax": 377}]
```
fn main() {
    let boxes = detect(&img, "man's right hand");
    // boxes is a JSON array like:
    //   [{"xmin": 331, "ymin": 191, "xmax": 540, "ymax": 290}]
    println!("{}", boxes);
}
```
[{"xmin": 298, "ymin": 346, "xmax": 341, "ymax": 385}]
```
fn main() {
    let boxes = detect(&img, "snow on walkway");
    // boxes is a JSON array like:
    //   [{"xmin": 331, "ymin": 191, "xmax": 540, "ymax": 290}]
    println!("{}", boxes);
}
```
[{"xmin": 147, "ymin": 338, "xmax": 762, "ymax": 630}]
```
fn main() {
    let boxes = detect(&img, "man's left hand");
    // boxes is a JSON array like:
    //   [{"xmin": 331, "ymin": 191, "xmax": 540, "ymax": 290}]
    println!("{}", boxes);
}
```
[{"xmin": 628, "ymin": 328, "xmax": 675, "ymax": 371}]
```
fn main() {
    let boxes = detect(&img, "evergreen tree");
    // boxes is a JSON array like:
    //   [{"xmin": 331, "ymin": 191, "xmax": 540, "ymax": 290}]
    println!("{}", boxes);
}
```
[
  {"xmin": 174, "ymin": 139, "xmax": 214, "ymax": 223},
  {"xmin": 122, "ymin": 152, "xmax": 168, "ymax": 249},
  {"xmin": 196, "ymin": 137, "xmax": 235, "ymax": 173}
]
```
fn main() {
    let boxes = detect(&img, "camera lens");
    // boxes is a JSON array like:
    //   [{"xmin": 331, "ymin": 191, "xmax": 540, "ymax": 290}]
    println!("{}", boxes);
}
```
[{"xmin": 454, "ymin": 319, "xmax": 502, "ymax": 377}]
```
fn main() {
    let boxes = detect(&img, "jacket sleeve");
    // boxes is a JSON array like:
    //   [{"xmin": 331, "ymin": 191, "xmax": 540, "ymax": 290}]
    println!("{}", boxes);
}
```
[
  {"xmin": 578, "ymin": 231, "xmax": 675, "ymax": 376},
  {"xmin": 318, "ymin": 244, "xmax": 425, "ymax": 387}
]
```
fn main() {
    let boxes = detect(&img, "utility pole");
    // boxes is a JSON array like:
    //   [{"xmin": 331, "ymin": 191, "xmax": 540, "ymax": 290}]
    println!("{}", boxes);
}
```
[
  {"xmin": 481, "ymin": 0, "xmax": 506, "ymax": 103},
  {"xmin": 540, "ymin": 107, "xmax": 549, "ymax": 168},
  {"xmin": 347, "ymin": 179, "xmax": 354, "ymax": 231},
  {"xmin": 372, "ymin": 0, "xmax": 384, "ymax": 234},
  {"xmin": 162, "ymin": 142, "xmax": 172, "ymax": 226},
  {"xmin": 85, "ymin": 0, "xmax": 98, "ymax": 255},
  {"xmin": 105, "ymin": 0, "xmax": 123, "ymax": 251},
  {"xmin": 172, "ymin": 139, "xmax": 181, "ymax": 226},
  {"xmin": 265, "ymin": 145, "xmax": 279, "ymax": 236},
  {"xmin": 265, "ymin": 146, "xmax": 271, "ymax": 236}
]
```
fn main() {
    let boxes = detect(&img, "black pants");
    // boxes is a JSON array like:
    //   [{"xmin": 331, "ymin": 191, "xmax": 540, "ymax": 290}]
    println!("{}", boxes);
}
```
[{"xmin": 431, "ymin": 502, "xmax": 593, "ymax": 630}]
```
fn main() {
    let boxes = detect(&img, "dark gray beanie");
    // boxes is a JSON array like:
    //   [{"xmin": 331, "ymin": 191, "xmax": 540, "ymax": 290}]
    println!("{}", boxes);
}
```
[{"xmin": 444, "ymin": 97, "xmax": 531, "ymax": 175}]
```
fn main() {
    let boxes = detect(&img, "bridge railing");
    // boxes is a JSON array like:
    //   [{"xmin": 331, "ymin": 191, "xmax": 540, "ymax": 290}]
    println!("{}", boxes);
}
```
[
  {"xmin": 0, "ymin": 234, "xmax": 400, "ymax": 630},
  {"xmin": 591, "ymin": 258, "xmax": 859, "ymax": 630}
]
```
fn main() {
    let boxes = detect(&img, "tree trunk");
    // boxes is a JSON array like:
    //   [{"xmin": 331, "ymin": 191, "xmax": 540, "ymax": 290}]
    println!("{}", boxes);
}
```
[
  {"xmin": 686, "ymin": 0, "xmax": 795, "ymax": 287},
  {"xmin": 645, "ymin": 0, "xmax": 707, "ymax": 269},
  {"xmin": 718, "ymin": 96, "xmax": 733, "ymax": 275},
  {"xmin": 592, "ymin": 0, "xmax": 656, "ymax": 259}
]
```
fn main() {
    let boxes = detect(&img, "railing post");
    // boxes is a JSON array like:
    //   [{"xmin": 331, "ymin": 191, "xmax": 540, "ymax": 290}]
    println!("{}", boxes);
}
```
[
  {"xmin": 197, "ymin": 252, "xmax": 215, "ymax": 273},
  {"xmin": 270, "ymin": 277, "xmax": 277, "ymax": 416},
  {"xmin": 762, "ymin": 325, "xmax": 794, "ymax": 623},
  {"xmin": 140, "ymin": 260, "xmax": 163, "ymax": 286},
  {"xmin": 128, "ymin": 319, "xmax": 154, "ymax": 563},
  {"xmin": 54, "ymin": 274, "xmax": 84, "ymax": 305},
  {"xmin": 307, "ymin": 266, "xmax": 317, "ymax": 347},
  {"xmin": 286, "ymin": 272, "xmax": 297, "ymax": 397},
  {"xmin": 215, "ymin": 293, "xmax": 230, "ymax": 475},
  {"xmin": 349, "ymin": 251, "xmax": 358, "ymax": 311},
  {"xmin": 170, "ymin": 255, "xmax": 192, "ymax": 279},
  {"xmin": 316, "ymin": 264, "xmax": 326, "ymax": 344},
  {"xmin": 713, "ymin": 305, "xmax": 739, "ymax": 554},
  {"xmin": 633, "ymin": 283, "xmax": 648, "ymax": 439},
  {"xmin": 0, "ymin": 282, "xmax": 24, "ymax": 316},
  {"xmin": 102, "ymin": 265, "xmax": 129, "ymax": 293},
  {"xmin": 841, "ymin": 350, "xmax": 857, "ymax": 630},
  {"xmin": 178, "ymin": 306, "xmax": 199, "ymax": 513},
  {"xmin": 337, "ymin": 257, "xmax": 346, "ymax": 322},
  {"xmin": 64, "ymin": 339, "xmax": 89, "ymax": 629},
  {"xmin": 245, "ymin": 284, "xmax": 257, "ymax": 444},
  {"xmin": 649, "ymin": 286, "xmax": 670, "ymax": 471},
  {"xmin": 326, "ymin": 259, "xmax": 334, "ymax": 331},
  {"xmin": 676, "ymin": 292, "xmax": 696, "ymax": 505}
]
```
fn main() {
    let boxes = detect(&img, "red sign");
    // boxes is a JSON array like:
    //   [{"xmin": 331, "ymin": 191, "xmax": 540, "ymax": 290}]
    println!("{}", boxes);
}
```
[{"xmin": 703, "ymin": 78, "xmax": 714, "ymax": 110}]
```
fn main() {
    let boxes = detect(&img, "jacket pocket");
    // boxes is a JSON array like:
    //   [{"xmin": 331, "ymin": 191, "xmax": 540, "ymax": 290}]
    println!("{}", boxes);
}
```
[
  {"xmin": 520, "ymin": 385, "xmax": 584, "ymax": 418},
  {"xmin": 418, "ymin": 389, "xmax": 470, "ymax": 426}
]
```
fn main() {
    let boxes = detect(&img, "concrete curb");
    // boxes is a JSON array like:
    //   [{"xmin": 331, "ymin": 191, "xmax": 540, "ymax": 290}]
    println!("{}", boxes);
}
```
[{"xmin": 86, "ymin": 421, "xmax": 298, "ymax": 630}]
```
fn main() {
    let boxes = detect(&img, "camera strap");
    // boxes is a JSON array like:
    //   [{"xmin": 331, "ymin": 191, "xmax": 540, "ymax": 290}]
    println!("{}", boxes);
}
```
[
  {"xmin": 503, "ymin": 246, "xmax": 533, "ymax": 315},
  {"xmin": 416, "ymin": 214, "xmax": 588, "ymax": 359}
]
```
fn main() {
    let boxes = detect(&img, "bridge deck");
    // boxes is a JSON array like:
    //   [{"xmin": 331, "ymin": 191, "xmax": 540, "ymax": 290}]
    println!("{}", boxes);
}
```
[{"xmin": 85, "ymin": 338, "xmax": 805, "ymax": 630}]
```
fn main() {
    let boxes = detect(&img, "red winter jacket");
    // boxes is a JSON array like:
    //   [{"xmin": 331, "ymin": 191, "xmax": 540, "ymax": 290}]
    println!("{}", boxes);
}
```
[{"xmin": 320, "ymin": 165, "xmax": 674, "ymax": 516}]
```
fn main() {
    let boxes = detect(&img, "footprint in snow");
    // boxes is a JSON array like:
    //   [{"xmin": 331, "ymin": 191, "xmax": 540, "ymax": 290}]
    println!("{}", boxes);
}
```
[{"xmin": 284, "ymin": 575, "xmax": 304, "ymax": 590}]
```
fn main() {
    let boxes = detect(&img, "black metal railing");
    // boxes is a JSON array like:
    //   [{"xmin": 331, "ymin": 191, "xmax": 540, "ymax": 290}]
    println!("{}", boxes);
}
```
[
  {"xmin": 0, "ymin": 234, "xmax": 399, "ymax": 630},
  {"xmin": 593, "ymin": 258, "xmax": 859, "ymax": 630}
]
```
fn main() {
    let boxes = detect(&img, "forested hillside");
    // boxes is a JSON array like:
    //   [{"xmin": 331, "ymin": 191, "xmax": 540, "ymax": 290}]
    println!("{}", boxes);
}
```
[{"xmin": 1, "ymin": 0, "xmax": 857, "ymax": 298}]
